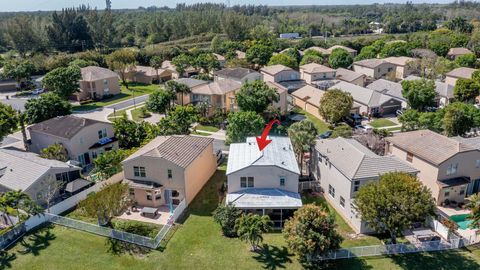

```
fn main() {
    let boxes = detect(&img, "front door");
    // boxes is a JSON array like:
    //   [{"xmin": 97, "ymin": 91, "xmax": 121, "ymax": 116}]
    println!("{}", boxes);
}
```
[
  {"xmin": 83, "ymin": 153, "xmax": 91, "ymax": 165},
  {"xmin": 468, "ymin": 179, "xmax": 480, "ymax": 195}
]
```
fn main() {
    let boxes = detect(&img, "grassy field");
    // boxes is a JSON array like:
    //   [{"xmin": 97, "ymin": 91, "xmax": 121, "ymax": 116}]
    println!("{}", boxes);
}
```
[
  {"xmin": 73, "ymin": 83, "xmax": 160, "ymax": 112},
  {"xmin": 369, "ymin": 118, "xmax": 397, "ymax": 128},
  {"xmin": 293, "ymin": 107, "xmax": 330, "ymax": 133},
  {"xmin": 5, "ymin": 166, "xmax": 480, "ymax": 270},
  {"xmin": 195, "ymin": 124, "xmax": 220, "ymax": 133},
  {"xmin": 131, "ymin": 107, "xmax": 151, "ymax": 122}
]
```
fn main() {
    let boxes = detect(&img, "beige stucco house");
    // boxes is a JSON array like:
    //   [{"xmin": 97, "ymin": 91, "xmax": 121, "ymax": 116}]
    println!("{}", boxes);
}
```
[
  {"xmin": 327, "ymin": 45, "xmax": 358, "ymax": 57},
  {"xmin": 445, "ymin": 67, "xmax": 477, "ymax": 87},
  {"xmin": 335, "ymin": 68, "xmax": 366, "ymax": 86},
  {"xmin": 260, "ymin": 64, "xmax": 300, "ymax": 83},
  {"xmin": 447, "ymin": 47, "xmax": 474, "ymax": 60},
  {"xmin": 299, "ymin": 63, "xmax": 336, "ymax": 84},
  {"xmin": 76, "ymin": 66, "xmax": 121, "ymax": 102},
  {"xmin": 125, "ymin": 66, "xmax": 173, "ymax": 84},
  {"xmin": 265, "ymin": 81, "xmax": 289, "ymax": 115},
  {"xmin": 313, "ymin": 138, "xmax": 418, "ymax": 233},
  {"xmin": 226, "ymin": 136, "xmax": 301, "ymax": 228},
  {"xmin": 353, "ymin": 59, "xmax": 396, "ymax": 80},
  {"xmin": 28, "ymin": 115, "xmax": 118, "ymax": 168},
  {"xmin": 384, "ymin": 56, "xmax": 417, "ymax": 79},
  {"xmin": 122, "ymin": 136, "xmax": 216, "ymax": 208},
  {"xmin": 189, "ymin": 79, "xmax": 242, "ymax": 115},
  {"xmin": 0, "ymin": 148, "xmax": 88, "ymax": 206},
  {"xmin": 385, "ymin": 130, "xmax": 480, "ymax": 206}
]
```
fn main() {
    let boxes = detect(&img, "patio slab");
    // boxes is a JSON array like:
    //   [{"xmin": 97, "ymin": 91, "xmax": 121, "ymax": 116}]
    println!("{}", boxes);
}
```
[{"xmin": 116, "ymin": 206, "xmax": 172, "ymax": 225}]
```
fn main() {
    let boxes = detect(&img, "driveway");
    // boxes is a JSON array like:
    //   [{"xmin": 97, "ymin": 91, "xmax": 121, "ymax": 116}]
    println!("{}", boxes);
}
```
[{"xmin": 106, "ymin": 94, "xmax": 149, "ymax": 110}]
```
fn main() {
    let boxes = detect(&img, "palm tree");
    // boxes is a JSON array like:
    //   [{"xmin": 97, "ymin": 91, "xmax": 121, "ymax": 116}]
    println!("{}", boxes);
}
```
[
  {"xmin": 235, "ymin": 214, "xmax": 272, "ymax": 251},
  {"xmin": 165, "ymin": 81, "xmax": 191, "ymax": 106},
  {"xmin": 150, "ymin": 55, "xmax": 164, "ymax": 84},
  {"xmin": 0, "ymin": 194, "xmax": 15, "ymax": 226},
  {"xmin": 7, "ymin": 190, "xmax": 35, "ymax": 221},
  {"xmin": 467, "ymin": 194, "xmax": 480, "ymax": 229},
  {"xmin": 287, "ymin": 120, "xmax": 318, "ymax": 176}
]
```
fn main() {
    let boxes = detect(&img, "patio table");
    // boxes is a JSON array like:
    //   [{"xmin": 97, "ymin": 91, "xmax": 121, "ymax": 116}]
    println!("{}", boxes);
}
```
[{"xmin": 141, "ymin": 207, "xmax": 158, "ymax": 218}]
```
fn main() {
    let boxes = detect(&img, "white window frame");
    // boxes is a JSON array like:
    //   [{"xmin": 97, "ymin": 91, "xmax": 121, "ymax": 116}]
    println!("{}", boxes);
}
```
[
  {"xmin": 134, "ymin": 166, "xmax": 146, "ymax": 177},
  {"xmin": 328, "ymin": 184, "xmax": 335, "ymax": 198}
]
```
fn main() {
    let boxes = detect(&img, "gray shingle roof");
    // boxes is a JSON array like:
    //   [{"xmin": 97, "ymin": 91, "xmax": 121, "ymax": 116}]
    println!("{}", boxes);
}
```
[
  {"xmin": 386, "ymin": 130, "xmax": 477, "ymax": 165},
  {"xmin": 81, "ymin": 66, "xmax": 118, "ymax": 81},
  {"xmin": 292, "ymin": 85, "xmax": 325, "ymax": 106},
  {"xmin": 315, "ymin": 138, "xmax": 418, "ymax": 180},
  {"xmin": 366, "ymin": 79, "xmax": 405, "ymax": 101},
  {"xmin": 123, "ymin": 135, "xmax": 214, "ymax": 168},
  {"xmin": 260, "ymin": 64, "xmax": 293, "ymax": 75},
  {"xmin": 0, "ymin": 148, "xmax": 77, "ymax": 191},
  {"xmin": 191, "ymin": 79, "xmax": 241, "ymax": 95},
  {"xmin": 174, "ymin": 78, "xmax": 209, "ymax": 89},
  {"xmin": 226, "ymin": 136, "xmax": 300, "ymax": 175},
  {"xmin": 354, "ymin": 59, "xmax": 388, "ymax": 69},
  {"xmin": 335, "ymin": 68, "xmax": 365, "ymax": 83},
  {"xmin": 215, "ymin": 68, "xmax": 259, "ymax": 80},
  {"xmin": 300, "ymin": 63, "xmax": 335, "ymax": 74},
  {"xmin": 404, "ymin": 75, "xmax": 454, "ymax": 98},
  {"xmin": 329, "ymin": 81, "xmax": 400, "ymax": 107},
  {"xmin": 28, "ymin": 115, "xmax": 110, "ymax": 140},
  {"xmin": 446, "ymin": 67, "xmax": 477, "ymax": 79}
]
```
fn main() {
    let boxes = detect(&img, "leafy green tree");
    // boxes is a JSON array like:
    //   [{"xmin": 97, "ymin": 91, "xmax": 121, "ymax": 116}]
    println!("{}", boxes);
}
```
[
  {"xmin": 1, "ymin": 59, "xmax": 34, "ymax": 89},
  {"xmin": 194, "ymin": 53, "xmax": 220, "ymax": 74},
  {"xmin": 331, "ymin": 124, "xmax": 353, "ymax": 138},
  {"xmin": 149, "ymin": 55, "xmax": 164, "ymax": 82},
  {"xmin": 428, "ymin": 29, "xmax": 469, "ymax": 56},
  {"xmin": 235, "ymin": 213, "xmax": 273, "ymax": 251},
  {"xmin": 399, "ymin": 109, "xmax": 421, "ymax": 131},
  {"xmin": 455, "ymin": 54, "xmax": 477, "ymax": 68},
  {"xmin": 40, "ymin": 143, "xmax": 68, "ymax": 162},
  {"xmin": 210, "ymin": 35, "xmax": 221, "ymax": 53},
  {"xmin": 226, "ymin": 111, "xmax": 265, "ymax": 144},
  {"xmin": 24, "ymin": 93, "xmax": 72, "ymax": 124},
  {"xmin": 283, "ymin": 204, "xmax": 342, "ymax": 263},
  {"xmin": 42, "ymin": 65, "xmax": 81, "ymax": 99},
  {"xmin": 299, "ymin": 54, "xmax": 323, "ymax": 65},
  {"xmin": 46, "ymin": 8, "xmax": 92, "ymax": 52},
  {"xmin": 146, "ymin": 89, "xmax": 175, "ymax": 113},
  {"xmin": 442, "ymin": 102, "xmax": 478, "ymax": 136},
  {"xmin": 165, "ymin": 80, "xmax": 191, "ymax": 106},
  {"xmin": 445, "ymin": 17, "xmax": 474, "ymax": 33},
  {"xmin": 78, "ymin": 183, "xmax": 130, "ymax": 226},
  {"xmin": 113, "ymin": 116, "xmax": 147, "ymax": 149},
  {"xmin": 106, "ymin": 49, "xmax": 136, "ymax": 88},
  {"xmin": 0, "ymin": 103, "xmax": 18, "ymax": 141},
  {"xmin": 328, "ymin": 48, "xmax": 353, "ymax": 69},
  {"xmin": 454, "ymin": 78, "xmax": 480, "ymax": 103},
  {"xmin": 172, "ymin": 54, "xmax": 193, "ymax": 77},
  {"xmin": 236, "ymin": 81, "xmax": 279, "ymax": 113},
  {"xmin": 93, "ymin": 149, "xmax": 130, "ymax": 180},
  {"xmin": 355, "ymin": 44, "xmax": 382, "ymax": 61},
  {"xmin": 379, "ymin": 41, "xmax": 411, "ymax": 57},
  {"xmin": 354, "ymin": 172, "xmax": 436, "ymax": 244},
  {"xmin": 288, "ymin": 120, "xmax": 318, "ymax": 176},
  {"xmin": 319, "ymin": 89, "xmax": 353, "ymax": 124},
  {"xmin": 2, "ymin": 190, "xmax": 42, "ymax": 223},
  {"xmin": 213, "ymin": 204, "xmax": 243, "ymax": 237},
  {"xmin": 268, "ymin": 53, "xmax": 298, "ymax": 69},
  {"xmin": 283, "ymin": 48, "xmax": 302, "ymax": 63},
  {"xmin": 69, "ymin": 59, "xmax": 98, "ymax": 68},
  {"xmin": 158, "ymin": 105, "xmax": 198, "ymax": 135},
  {"xmin": 466, "ymin": 194, "xmax": 480, "ymax": 229},
  {"xmin": 246, "ymin": 44, "xmax": 274, "ymax": 66},
  {"xmin": 401, "ymin": 79, "xmax": 437, "ymax": 111},
  {"xmin": 5, "ymin": 16, "xmax": 44, "ymax": 55}
]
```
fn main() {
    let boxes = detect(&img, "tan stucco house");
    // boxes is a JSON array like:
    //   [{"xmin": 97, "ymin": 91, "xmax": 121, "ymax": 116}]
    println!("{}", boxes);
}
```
[
  {"xmin": 313, "ymin": 138, "xmax": 418, "ymax": 233},
  {"xmin": 384, "ymin": 56, "xmax": 417, "ymax": 79},
  {"xmin": 353, "ymin": 59, "xmax": 396, "ymax": 80},
  {"xmin": 28, "ymin": 115, "xmax": 118, "ymax": 168},
  {"xmin": 125, "ymin": 66, "xmax": 173, "ymax": 84},
  {"xmin": 189, "ymin": 79, "xmax": 242, "ymax": 115},
  {"xmin": 335, "ymin": 68, "xmax": 366, "ymax": 86},
  {"xmin": 76, "ymin": 66, "xmax": 121, "ymax": 102},
  {"xmin": 260, "ymin": 64, "xmax": 300, "ymax": 83},
  {"xmin": 447, "ymin": 47, "xmax": 474, "ymax": 60},
  {"xmin": 385, "ymin": 130, "xmax": 480, "ymax": 206},
  {"xmin": 265, "ymin": 81, "xmax": 289, "ymax": 115},
  {"xmin": 299, "ymin": 63, "xmax": 336, "ymax": 84},
  {"xmin": 0, "ymin": 148, "xmax": 89, "ymax": 206},
  {"xmin": 122, "ymin": 136, "xmax": 216, "ymax": 208},
  {"xmin": 445, "ymin": 67, "xmax": 477, "ymax": 87},
  {"xmin": 226, "ymin": 136, "xmax": 301, "ymax": 228}
]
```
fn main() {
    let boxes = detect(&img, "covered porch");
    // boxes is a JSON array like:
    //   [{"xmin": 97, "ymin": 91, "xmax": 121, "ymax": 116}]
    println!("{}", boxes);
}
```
[
  {"xmin": 124, "ymin": 179, "xmax": 183, "ymax": 210},
  {"xmin": 437, "ymin": 177, "xmax": 469, "ymax": 207},
  {"xmin": 226, "ymin": 188, "xmax": 303, "ymax": 228}
]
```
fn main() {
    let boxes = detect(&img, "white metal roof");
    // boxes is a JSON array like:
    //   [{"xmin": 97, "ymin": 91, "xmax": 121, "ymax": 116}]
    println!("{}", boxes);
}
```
[
  {"xmin": 226, "ymin": 188, "xmax": 302, "ymax": 209},
  {"xmin": 226, "ymin": 136, "xmax": 300, "ymax": 175}
]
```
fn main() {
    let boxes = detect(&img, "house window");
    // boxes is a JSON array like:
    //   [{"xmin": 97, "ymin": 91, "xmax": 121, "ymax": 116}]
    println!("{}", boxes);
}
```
[
  {"xmin": 446, "ymin": 163, "xmax": 458, "ymax": 176},
  {"xmin": 98, "ymin": 128, "xmax": 107, "ymax": 139},
  {"xmin": 444, "ymin": 191, "xmax": 450, "ymax": 198},
  {"xmin": 460, "ymin": 189, "xmax": 465, "ymax": 195},
  {"xmin": 167, "ymin": 169, "xmax": 172, "ymax": 179},
  {"xmin": 92, "ymin": 151, "xmax": 97, "ymax": 159},
  {"xmin": 328, "ymin": 184, "xmax": 335, "ymax": 198},
  {"xmin": 133, "ymin": 166, "xmax": 146, "ymax": 177},
  {"xmin": 340, "ymin": 196, "xmax": 345, "ymax": 208},
  {"xmin": 129, "ymin": 188, "xmax": 135, "ymax": 196},
  {"xmin": 280, "ymin": 177, "xmax": 286, "ymax": 186},
  {"xmin": 406, "ymin": 152, "xmax": 413, "ymax": 163},
  {"xmin": 476, "ymin": 160, "xmax": 480, "ymax": 168},
  {"xmin": 155, "ymin": 194, "xmax": 162, "ymax": 200},
  {"xmin": 103, "ymin": 79, "xmax": 108, "ymax": 85},
  {"xmin": 241, "ymin": 177, "xmax": 254, "ymax": 188},
  {"xmin": 353, "ymin": 181, "xmax": 360, "ymax": 192},
  {"xmin": 147, "ymin": 194, "xmax": 152, "ymax": 201},
  {"xmin": 248, "ymin": 177, "xmax": 254, "ymax": 187},
  {"xmin": 171, "ymin": 190, "xmax": 180, "ymax": 197}
]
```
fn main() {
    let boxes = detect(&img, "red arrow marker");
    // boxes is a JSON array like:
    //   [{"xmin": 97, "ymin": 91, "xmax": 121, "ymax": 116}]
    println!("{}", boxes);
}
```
[{"xmin": 256, "ymin": 119, "xmax": 281, "ymax": 151}]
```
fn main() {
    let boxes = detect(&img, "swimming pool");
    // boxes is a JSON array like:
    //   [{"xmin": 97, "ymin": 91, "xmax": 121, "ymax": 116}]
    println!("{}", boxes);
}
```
[{"xmin": 450, "ymin": 214, "xmax": 472, "ymax": 230}]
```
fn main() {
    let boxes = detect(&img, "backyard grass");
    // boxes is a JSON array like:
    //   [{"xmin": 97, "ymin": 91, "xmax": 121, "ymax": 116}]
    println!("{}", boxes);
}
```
[
  {"xmin": 195, "ymin": 124, "xmax": 219, "ymax": 133},
  {"xmin": 369, "ymin": 118, "xmax": 397, "ymax": 128},
  {"xmin": 131, "ymin": 106, "xmax": 151, "ymax": 122},
  {"xmin": 5, "ymin": 166, "xmax": 480, "ymax": 269},
  {"xmin": 73, "ymin": 83, "xmax": 160, "ymax": 112},
  {"xmin": 191, "ymin": 131, "xmax": 211, "ymax": 136},
  {"xmin": 293, "ymin": 107, "xmax": 330, "ymax": 133}
]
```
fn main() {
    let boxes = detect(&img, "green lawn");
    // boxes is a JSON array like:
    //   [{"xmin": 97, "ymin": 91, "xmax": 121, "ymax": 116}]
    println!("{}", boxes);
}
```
[
  {"xmin": 369, "ymin": 118, "xmax": 397, "ymax": 128},
  {"xmin": 131, "ymin": 107, "xmax": 151, "ymax": 122},
  {"xmin": 191, "ymin": 131, "xmax": 211, "ymax": 136},
  {"xmin": 73, "ymin": 83, "xmax": 160, "ymax": 112},
  {"xmin": 293, "ymin": 107, "xmax": 330, "ymax": 133},
  {"xmin": 195, "ymin": 124, "xmax": 220, "ymax": 133},
  {"xmin": 5, "ymin": 166, "xmax": 480, "ymax": 269}
]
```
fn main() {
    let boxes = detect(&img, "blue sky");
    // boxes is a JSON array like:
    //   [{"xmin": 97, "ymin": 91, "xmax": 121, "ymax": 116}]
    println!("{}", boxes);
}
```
[{"xmin": 2, "ymin": 0, "xmax": 450, "ymax": 12}]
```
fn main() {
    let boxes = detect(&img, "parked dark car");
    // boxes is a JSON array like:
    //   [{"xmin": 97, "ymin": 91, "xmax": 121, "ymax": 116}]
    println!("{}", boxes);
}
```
[
  {"xmin": 344, "ymin": 113, "xmax": 363, "ymax": 127},
  {"xmin": 216, "ymin": 150, "xmax": 224, "ymax": 165},
  {"xmin": 318, "ymin": 130, "xmax": 333, "ymax": 139}
]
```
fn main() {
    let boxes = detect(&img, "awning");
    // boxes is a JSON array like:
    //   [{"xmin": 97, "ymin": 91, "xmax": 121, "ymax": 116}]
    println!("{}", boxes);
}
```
[
  {"xmin": 226, "ymin": 188, "xmax": 303, "ymax": 209},
  {"xmin": 437, "ymin": 177, "xmax": 470, "ymax": 188},
  {"xmin": 89, "ymin": 137, "xmax": 118, "ymax": 149},
  {"xmin": 65, "ymin": 178, "xmax": 93, "ymax": 193}
]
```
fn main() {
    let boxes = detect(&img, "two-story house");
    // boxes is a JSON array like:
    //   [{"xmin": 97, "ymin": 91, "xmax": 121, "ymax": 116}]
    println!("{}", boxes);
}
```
[
  {"xmin": 299, "ymin": 63, "xmax": 336, "ymax": 84},
  {"xmin": 445, "ymin": 67, "xmax": 477, "ymax": 87},
  {"xmin": 124, "ymin": 66, "xmax": 173, "ymax": 84},
  {"xmin": 189, "ymin": 79, "xmax": 242, "ymax": 114},
  {"xmin": 353, "ymin": 59, "xmax": 396, "ymax": 80},
  {"xmin": 260, "ymin": 64, "xmax": 301, "ymax": 84},
  {"xmin": 384, "ymin": 57, "xmax": 417, "ymax": 80},
  {"xmin": 121, "ymin": 135, "xmax": 216, "ymax": 208},
  {"xmin": 76, "ymin": 66, "xmax": 121, "ymax": 102},
  {"xmin": 28, "ymin": 115, "xmax": 118, "ymax": 168},
  {"xmin": 0, "ymin": 148, "xmax": 89, "ymax": 206},
  {"xmin": 214, "ymin": 68, "xmax": 262, "ymax": 83},
  {"xmin": 335, "ymin": 68, "xmax": 366, "ymax": 87},
  {"xmin": 226, "ymin": 136, "xmax": 301, "ymax": 227},
  {"xmin": 313, "ymin": 137, "xmax": 418, "ymax": 233},
  {"xmin": 385, "ymin": 130, "xmax": 480, "ymax": 206}
]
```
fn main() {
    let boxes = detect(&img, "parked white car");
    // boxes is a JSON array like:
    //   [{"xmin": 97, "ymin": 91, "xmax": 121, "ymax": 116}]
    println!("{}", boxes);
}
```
[{"xmin": 355, "ymin": 124, "xmax": 373, "ymax": 133}]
